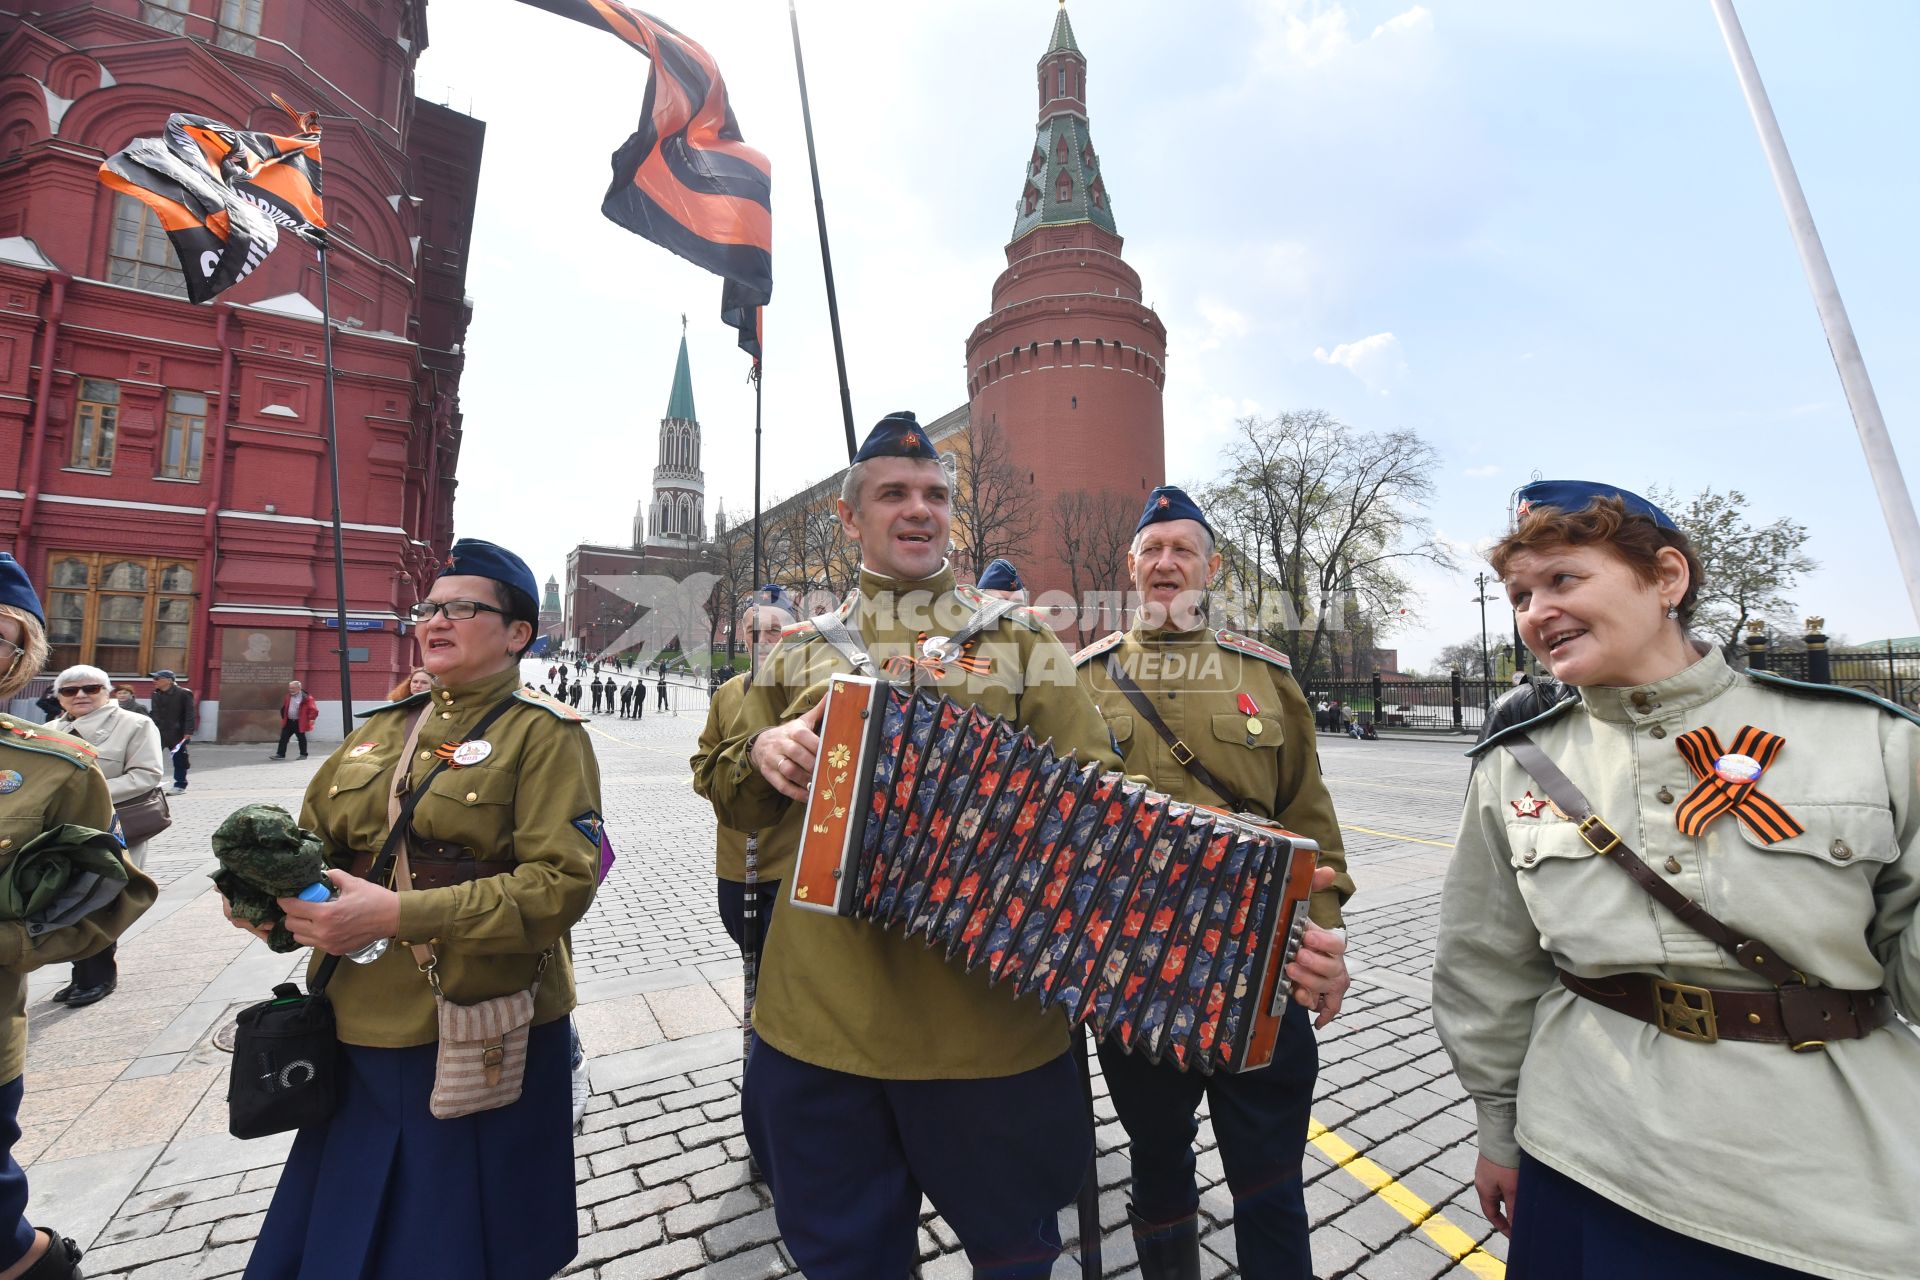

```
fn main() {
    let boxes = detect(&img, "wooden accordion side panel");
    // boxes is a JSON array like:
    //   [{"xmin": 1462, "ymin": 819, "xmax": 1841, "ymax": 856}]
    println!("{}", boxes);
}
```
[
  {"xmin": 789, "ymin": 676, "xmax": 883, "ymax": 915},
  {"xmin": 788, "ymin": 676, "xmax": 1322, "ymax": 1074}
]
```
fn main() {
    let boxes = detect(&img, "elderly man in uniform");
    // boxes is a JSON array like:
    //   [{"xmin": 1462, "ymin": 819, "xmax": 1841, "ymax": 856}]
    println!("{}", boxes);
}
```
[
  {"xmin": 975, "ymin": 557, "xmax": 1027, "ymax": 603},
  {"xmin": 1074, "ymin": 485, "xmax": 1355, "ymax": 1279},
  {"xmin": 692, "ymin": 585, "xmax": 798, "ymax": 956},
  {"xmin": 697, "ymin": 412, "xmax": 1122, "ymax": 1276}
]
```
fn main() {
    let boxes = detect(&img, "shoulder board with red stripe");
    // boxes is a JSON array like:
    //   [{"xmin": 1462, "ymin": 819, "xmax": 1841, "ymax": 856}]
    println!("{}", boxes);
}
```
[
  {"xmin": 512, "ymin": 686, "xmax": 586, "ymax": 722},
  {"xmin": 0, "ymin": 714, "xmax": 97, "ymax": 767},
  {"xmin": 1072, "ymin": 631, "xmax": 1126, "ymax": 668},
  {"xmin": 1213, "ymin": 629, "xmax": 1291, "ymax": 670},
  {"xmin": 779, "ymin": 618, "xmax": 825, "ymax": 640}
]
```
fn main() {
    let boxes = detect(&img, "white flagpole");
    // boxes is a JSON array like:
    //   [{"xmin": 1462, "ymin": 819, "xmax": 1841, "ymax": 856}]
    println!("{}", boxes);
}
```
[{"xmin": 1709, "ymin": 0, "xmax": 1920, "ymax": 625}]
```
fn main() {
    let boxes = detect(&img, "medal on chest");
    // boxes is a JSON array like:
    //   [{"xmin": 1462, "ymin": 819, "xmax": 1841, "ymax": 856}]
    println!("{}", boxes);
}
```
[
  {"xmin": 347, "ymin": 741, "xmax": 378, "ymax": 758},
  {"xmin": 1673, "ymin": 725, "xmax": 1803, "ymax": 843},
  {"xmin": 0, "ymin": 769, "xmax": 21, "ymax": 795},
  {"xmin": 1236, "ymin": 693, "xmax": 1263, "ymax": 746},
  {"xmin": 434, "ymin": 738, "xmax": 493, "ymax": 768}
]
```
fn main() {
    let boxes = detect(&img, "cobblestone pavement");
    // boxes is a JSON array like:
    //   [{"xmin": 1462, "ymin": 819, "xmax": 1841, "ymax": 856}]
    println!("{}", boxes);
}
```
[{"xmin": 21, "ymin": 667, "xmax": 1510, "ymax": 1279}]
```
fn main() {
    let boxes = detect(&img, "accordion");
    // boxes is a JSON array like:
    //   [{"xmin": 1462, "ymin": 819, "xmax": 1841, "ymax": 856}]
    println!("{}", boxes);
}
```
[{"xmin": 790, "ymin": 675, "xmax": 1319, "ymax": 1074}]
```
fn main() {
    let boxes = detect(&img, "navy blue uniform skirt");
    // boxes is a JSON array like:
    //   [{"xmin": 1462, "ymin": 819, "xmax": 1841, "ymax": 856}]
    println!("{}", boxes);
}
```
[
  {"xmin": 245, "ymin": 1018, "xmax": 575, "ymax": 1280},
  {"xmin": 0, "ymin": 1076, "xmax": 39, "ymax": 1271},
  {"xmin": 1509, "ymin": 1153, "xmax": 1815, "ymax": 1279}
]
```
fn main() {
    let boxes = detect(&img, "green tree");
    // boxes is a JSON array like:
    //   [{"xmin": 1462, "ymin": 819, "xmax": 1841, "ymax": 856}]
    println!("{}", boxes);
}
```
[{"xmin": 1648, "ymin": 486, "xmax": 1816, "ymax": 651}]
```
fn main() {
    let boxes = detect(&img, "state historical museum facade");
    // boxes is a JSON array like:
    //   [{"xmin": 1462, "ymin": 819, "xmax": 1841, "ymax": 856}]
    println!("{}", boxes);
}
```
[{"xmin": 0, "ymin": 0, "xmax": 481, "ymax": 738}]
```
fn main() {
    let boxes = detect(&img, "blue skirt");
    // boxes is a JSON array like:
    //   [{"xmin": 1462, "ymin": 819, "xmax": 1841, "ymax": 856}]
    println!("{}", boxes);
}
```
[
  {"xmin": 245, "ymin": 1018, "xmax": 576, "ymax": 1280},
  {"xmin": 1510, "ymin": 1153, "xmax": 1815, "ymax": 1279}
]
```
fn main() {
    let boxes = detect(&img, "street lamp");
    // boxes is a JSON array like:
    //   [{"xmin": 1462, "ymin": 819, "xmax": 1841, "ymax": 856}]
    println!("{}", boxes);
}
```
[{"xmin": 1472, "ymin": 572, "xmax": 1496, "ymax": 711}]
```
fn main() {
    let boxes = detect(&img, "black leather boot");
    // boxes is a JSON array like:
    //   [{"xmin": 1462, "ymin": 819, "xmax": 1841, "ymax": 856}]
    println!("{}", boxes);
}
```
[
  {"xmin": 20, "ymin": 1231, "xmax": 83, "ymax": 1279},
  {"xmin": 1129, "ymin": 1204, "xmax": 1201, "ymax": 1280}
]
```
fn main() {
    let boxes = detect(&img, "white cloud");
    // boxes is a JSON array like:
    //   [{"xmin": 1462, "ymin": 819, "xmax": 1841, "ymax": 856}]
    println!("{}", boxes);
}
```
[
  {"xmin": 1312, "ymin": 331, "xmax": 1407, "ymax": 391},
  {"xmin": 1253, "ymin": 2, "xmax": 1434, "ymax": 70},
  {"xmin": 1463, "ymin": 464, "xmax": 1501, "ymax": 478},
  {"xmin": 1373, "ymin": 6, "xmax": 1433, "ymax": 39},
  {"xmin": 1192, "ymin": 299, "xmax": 1251, "ymax": 353}
]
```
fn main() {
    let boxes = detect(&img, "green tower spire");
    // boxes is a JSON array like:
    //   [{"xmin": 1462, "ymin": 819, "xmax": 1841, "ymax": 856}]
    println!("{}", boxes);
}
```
[{"xmin": 665, "ymin": 320, "xmax": 696, "ymax": 422}]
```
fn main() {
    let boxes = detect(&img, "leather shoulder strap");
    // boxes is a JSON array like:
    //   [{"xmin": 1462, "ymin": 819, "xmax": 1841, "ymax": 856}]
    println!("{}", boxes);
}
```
[
  {"xmin": 1499, "ymin": 732, "xmax": 1803, "ymax": 988},
  {"xmin": 809, "ymin": 597, "xmax": 877, "ymax": 676},
  {"xmin": 1104, "ymin": 653, "xmax": 1251, "ymax": 813},
  {"xmin": 945, "ymin": 594, "xmax": 1017, "ymax": 650}
]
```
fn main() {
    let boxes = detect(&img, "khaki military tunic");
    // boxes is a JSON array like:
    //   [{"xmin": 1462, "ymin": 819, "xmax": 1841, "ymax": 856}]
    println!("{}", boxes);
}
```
[
  {"xmin": 696, "ymin": 565, "xmax": 1122, "ymax": 1079},
  {"xmin": 0, "ymin": 714, "xmax": 158, "ymax": 1081},
  {"xmin": 691, "ymin": 673, "xmax": 796, "ymax": 885},
  {"xmin": 1074, "ymin": 625, "xmax": 1352, "ymax": 929},
  {"xmin": 1433, "ymin": 647, "xmax": 1920, "ymax": 1280},
  {"xmin": 300, "ymin": 667, "xmax": 602, "ymax": 1049}
]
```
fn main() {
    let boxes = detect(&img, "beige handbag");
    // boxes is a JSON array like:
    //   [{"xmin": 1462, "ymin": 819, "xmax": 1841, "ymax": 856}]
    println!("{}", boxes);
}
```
[{"xmin": 386, "ymin": 719, "xmax": 545, "ymax": 1120}]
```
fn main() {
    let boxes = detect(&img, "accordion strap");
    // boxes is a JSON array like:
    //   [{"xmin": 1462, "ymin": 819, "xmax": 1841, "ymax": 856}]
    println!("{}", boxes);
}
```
[
  {"xmin": 1104, "ymin": 653, "xmax": 1252, "ymax": 814},
  {"xmin": 810, "ymin": 601, "xmax": 876, "ymax": 677}
]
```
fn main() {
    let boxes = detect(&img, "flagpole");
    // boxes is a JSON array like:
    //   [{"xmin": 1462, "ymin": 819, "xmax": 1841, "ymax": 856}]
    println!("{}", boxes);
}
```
[
  {"xmin": 787, "ymin": 0, "xmax": 858, "ymax": 461},
  {"xmin": 316, "ymin": 243, "xmax": 357, "ymax": 736},
  {"xmin": 1710, "ymin": 0, "xmax": 1920, "ymax": 624},
  {"xmin": 742, "ymin": 360, "xmax": 764, "ymax": 1063}
]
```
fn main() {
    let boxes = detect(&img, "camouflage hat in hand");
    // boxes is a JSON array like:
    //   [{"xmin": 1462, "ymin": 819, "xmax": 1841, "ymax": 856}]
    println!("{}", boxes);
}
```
[{"xmin": 210, "ymin": 803, "xmax": 329, "ymax": 953}]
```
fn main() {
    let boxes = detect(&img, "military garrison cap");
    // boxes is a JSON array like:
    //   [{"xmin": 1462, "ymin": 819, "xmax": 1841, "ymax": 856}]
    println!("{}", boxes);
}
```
[
  {"xmin": 755, "ymin": 584, "xmax": 799, "ymax": 614},
  {"xmin": 852, "ymin": 412, "xmax": 940, "ymax": 464},
  {"xmin": 442, "ymin": 538, "xmax": 539, "ymax": 604},
  {"xmin": 1514, "ymin": 480, "xmax": 1676, "ymax": 530},
  {"xmin": 976, "ymin": 559, "xmax": 1023, "ymax": 591},
  {"xmin": 1136, "ymin": 486, "xmax": 1214, "ymax": 539},
  {"xmin": 0, "ymin": 553, "xmax": 43, "ymax": 626}
]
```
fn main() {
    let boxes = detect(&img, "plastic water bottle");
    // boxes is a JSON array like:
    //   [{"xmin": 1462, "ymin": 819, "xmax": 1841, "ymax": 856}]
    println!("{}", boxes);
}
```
[{"xmin": 295, "ymin": 882, "xmax": 390, "ymax": 964}]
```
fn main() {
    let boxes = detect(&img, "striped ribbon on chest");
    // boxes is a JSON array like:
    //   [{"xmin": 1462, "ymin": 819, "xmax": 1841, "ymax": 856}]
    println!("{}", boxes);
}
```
[{"xmin": 1673, "ymin": 725, "xmax": 1804, "ymax": 843}]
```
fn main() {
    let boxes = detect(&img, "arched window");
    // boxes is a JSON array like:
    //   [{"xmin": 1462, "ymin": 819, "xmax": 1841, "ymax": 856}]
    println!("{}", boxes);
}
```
[
  {"xmin": 106, "ymin": 193, "xmax": 188, "ymax": 298},
  {"xmin": 1056, "ymin": 171, "xmax": 1072, "ymax": 203}
]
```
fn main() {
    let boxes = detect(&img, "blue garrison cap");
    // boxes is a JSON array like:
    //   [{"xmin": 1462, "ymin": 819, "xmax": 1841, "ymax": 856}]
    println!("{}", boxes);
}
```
[
  {"xmin": 976, "ymin": 559, "xmax": 1023, "ymax": 591},
  {"xmin": 442, "ymin": 538, "xmax": 539, "ymax": 604},
  {"xmin": 851, "ymin": 412, "xmax": 940, "ymax": 464},
  {"xmin": 0, "ymin": 552, "xmax": 44, "ymax": 626},
  {"xmin": 754, "ymin": 583, "xmax": 798, "ymax": 615},
  {"xmin": 1514, "ymin": 480, "xmax": 1676, "ymax": 531},
  {"xmin": 1136, "ymin": 486, "xmax": 1214, "ymax": 539}
]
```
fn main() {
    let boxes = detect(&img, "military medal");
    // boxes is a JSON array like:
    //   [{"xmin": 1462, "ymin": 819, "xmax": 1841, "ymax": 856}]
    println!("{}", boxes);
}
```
[
  {"xmin": 347, "ymin": 742, "xmax": 378, "ymax": 758},
  {"xmin": 1510, "ymin": 791, "xmax": 1548, "ymax": 819},
  {"xmin": 921, "ymin": 635, "xmax": 953, "ymax": 664},
  {"xmin": 1237, "ymin": 693, "xmax": 1263, "ymax": 741},
  {"xmin": 452, "ymin": 739, "xmax": 493, "ymax": 767},
  {"xmin": 0, "ymin": 769, "xmax": 20, "ymax": 794}
]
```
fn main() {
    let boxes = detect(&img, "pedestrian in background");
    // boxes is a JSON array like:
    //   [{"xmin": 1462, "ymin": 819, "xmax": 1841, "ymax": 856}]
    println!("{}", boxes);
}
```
[
  {"xmin": 46, "ymin": 663, "xmax": 165, "ymax": 1009},
  {"xmin": 111, "ymin": 686, "xmax": 148, "ymax": 716},
  {"xmin": 589, "ymin": 674, "xmax": 604, "ymax": 714},
  {"xmin": 271, "ymin": 680, "xmax": 318, "ymax": 761},
  {"xmin": 386, "ymin": 667, "xmax": 433, "ymax": 701},
  {"xmin": 147, "ymin": 670, "xmax": 195, "ymax": 794},
  {"xmin": 655, "ymin": 672, "xmax": 668, "ymax": 712},
  {"xmin": 568, "ymin": 678, "xmax": 583, "ymax": 709}
]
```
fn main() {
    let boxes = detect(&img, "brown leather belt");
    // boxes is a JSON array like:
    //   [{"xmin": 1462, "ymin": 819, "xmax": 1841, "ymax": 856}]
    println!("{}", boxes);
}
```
[
  {"xmin": 1557, "ymin": 969, "xmax": 1892, "ymax": 1051},
  {"xmin": 348, "ymin": 838, "xmax": 508, "ymax": 890}
]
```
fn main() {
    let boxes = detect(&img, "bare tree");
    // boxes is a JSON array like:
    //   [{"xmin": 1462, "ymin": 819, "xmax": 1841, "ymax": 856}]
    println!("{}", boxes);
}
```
[
  {"xmin": 1218, "ymin": 411, "xmax": 1451, "ymax": 686},
  {"xmin": 949, "ymin": 416, "xmax": 1041, "ymax": 579},
  {"xmin": 1647, "ymin": 485, "xmax": 1816, "ymax": 652},
  {"xmin": 1052, "ymin": 489, "xmax": 1137, "ymax": 642}
]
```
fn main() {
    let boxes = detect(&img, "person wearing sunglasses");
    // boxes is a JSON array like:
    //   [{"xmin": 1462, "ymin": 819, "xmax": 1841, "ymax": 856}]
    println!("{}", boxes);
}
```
[
  {"xmin": 239, "ymin": 539, "xmax": 603, "ymax": 1280},
  {"xmin": 0, "ymin": 554, "xmax": 158, "ymax": 1279},
  {"xmin": 45, "ymin": 666, "xmax": 165, "ymax": 1008}
]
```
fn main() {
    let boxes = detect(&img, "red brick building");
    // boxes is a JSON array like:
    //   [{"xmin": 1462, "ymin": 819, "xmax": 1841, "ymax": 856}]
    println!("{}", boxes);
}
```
[
  {"xmin": 0, "ymin": 0, "xmax": 483, "ymax": 739},
  {"xmin": 963, "ymin": 5, "xmax": 1166, "ymax": 600}
]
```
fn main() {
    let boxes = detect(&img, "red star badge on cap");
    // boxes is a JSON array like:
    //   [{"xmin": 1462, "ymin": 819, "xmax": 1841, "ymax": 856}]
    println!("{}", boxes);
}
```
[
  {"xmin": 1516, "ymin": 499, "xmax": 1533, "ymax": 517},
  {"xmin": 1510, "ymin": 791, "xmax": 1547, "ymax": 819},
  {"xmin": 1157, "ymin": 495, "xmax": 1170, "ymax": 508},
  {"xmin": 903, "ymin": 432, "xmax": 919, "ymax": 447}
]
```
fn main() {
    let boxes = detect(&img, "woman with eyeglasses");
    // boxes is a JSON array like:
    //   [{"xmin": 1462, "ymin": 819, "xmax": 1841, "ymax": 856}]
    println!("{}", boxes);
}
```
[
  {"xmin": 0, "ymin": 554, "xmax": 157, "ymax": 1279},
  {"xmin": 46, "ymin": 665, "xmax": 165, "ymax": 1008},
  {"xmin": 237, "ymin": 539, "xmax": 602, "ymax": 1280}
]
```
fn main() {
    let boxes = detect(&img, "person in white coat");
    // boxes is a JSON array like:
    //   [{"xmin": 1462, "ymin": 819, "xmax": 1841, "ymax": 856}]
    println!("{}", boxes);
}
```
[{"xmin": 47, "ymin": 664, "xmax": 164, "ymax": 1008}]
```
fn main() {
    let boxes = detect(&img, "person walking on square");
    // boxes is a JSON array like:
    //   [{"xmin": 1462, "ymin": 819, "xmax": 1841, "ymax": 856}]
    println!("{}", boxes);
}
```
[
  {"xmin": 568, "ymin": 678, "xmax": 583, "ymax": 709},
  {"xmin": 696, "ymin": 412, "xmax": 1123, "ymax": 1275},
  {"xmin": 1434, "ymin": 480, "xmax": 1920, "ymax": 1280},
  {"xmin": 272, "ymin": 680, "xmax": 319, "ymax": 761},
  {"xmin": 588, "ymin": 674, "xmax": 603, "ymax": 715},
  {"xmin": 631, "ymin": 679, "xmax": 643, "ymax": 720},
  {"xmin": 1074, "ymin": 486, "xmax": 1353, "ymax": 1278},
  {"xmin": 147, "ymin": 669, "xmax": 195, "ymax": 794},
  {"xmin": 617, "ymin": 681, "xmax": 632, "ymax": 719},
  {"xmin": 46, "ymin": 663, "xmax": 166, "ymax": 1010},
  {"xmin": 234, "ymin": 539, "xmax": 600, "ymax": 1280},
  {"xmin": 655, "ymin": 672, "xmax": 668, "ymax": 712},
  {"xmin": 0, "ymin": 555, "xmax": 157, "ymax": 1280}
]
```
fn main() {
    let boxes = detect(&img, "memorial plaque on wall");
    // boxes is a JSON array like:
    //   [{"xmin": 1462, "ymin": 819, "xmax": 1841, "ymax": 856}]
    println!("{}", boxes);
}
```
[{"xmin": 219, "ymin": 627, "xmax": 297, "ymax": 742}]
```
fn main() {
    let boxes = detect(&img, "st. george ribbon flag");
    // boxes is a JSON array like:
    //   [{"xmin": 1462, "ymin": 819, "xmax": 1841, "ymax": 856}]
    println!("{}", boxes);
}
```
[
  {"xmin": 98, "ymin": 103, "xmax": 326, "ymax": 305},
  {"xmin": 517, "ymin": 0, "xmax": 772, "ymax": 356}
]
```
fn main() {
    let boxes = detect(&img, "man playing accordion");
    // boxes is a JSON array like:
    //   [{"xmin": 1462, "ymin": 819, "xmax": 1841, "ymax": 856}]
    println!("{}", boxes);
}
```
[{"xmin": 696, "ymin": 412, "xmax": 1122, "ymax": 1276}]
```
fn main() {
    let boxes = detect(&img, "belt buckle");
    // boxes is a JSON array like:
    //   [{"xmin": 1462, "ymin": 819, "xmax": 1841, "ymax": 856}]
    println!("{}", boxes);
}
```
[
  {"xmin": 1171, "ymin": 740, "xmax": 1196, "ymax": 766},
  {"xmin": 1577, "ymin": 815, "xmax": 1622, "ymax": 855},
  {"xmin": 1652, "ymin": 979, "xmax": 1718, "ymax": 1043}
]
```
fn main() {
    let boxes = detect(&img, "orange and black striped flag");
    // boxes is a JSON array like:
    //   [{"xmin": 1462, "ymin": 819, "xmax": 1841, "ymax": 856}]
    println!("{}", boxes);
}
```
[
  {"xmin": 519, "ymin": 0, "xmax": 772, "ymax": 355},
  {"xmin": 99, "ymin": 104, "xmax": 325, "ymax": 305}
]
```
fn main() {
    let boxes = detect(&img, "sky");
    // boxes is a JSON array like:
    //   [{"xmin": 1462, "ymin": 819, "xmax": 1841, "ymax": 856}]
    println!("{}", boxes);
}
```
[{"xmin": 416, "ymin": 0, "xmax": 1920, "ymax": 669}]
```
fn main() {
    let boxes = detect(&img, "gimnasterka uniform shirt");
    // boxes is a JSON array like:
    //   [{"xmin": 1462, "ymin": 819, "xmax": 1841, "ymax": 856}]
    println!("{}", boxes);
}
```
[
  {"xmin": 300, "ymin": 667, "xmax": 602, "ymax": 1048},
  {"xmin": 691, "ymin": 673, "xmax": 796, "ymax": 884},
  {"xmin": 0, "ymin": 715, "xmax": 158, "ymax": 1081},
  {"xmin": 1432, "ymin": 646, "xmax": 1920, "ymax": 1280},
  {"xmin": 1074, "ymin": 624, "xmax": 1353, "ymax": 929},
  {"xmin": 696, "ymin": 565, "xmax": 1123, "ymax": 1079}
]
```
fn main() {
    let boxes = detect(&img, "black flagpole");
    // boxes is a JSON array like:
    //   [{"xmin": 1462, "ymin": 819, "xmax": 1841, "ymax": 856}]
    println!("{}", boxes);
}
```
[
  {"xmin": 742, "ymin": 358, "xmax": 764, "ymax": 1062},
  {"xmin": 316, "ymin": 243, "xmax": 355, "ymax": 737},
  {"xmin": 787, "ymin": 0, "xmax": 857, "ymax": 462},
  {"xmin": 1076, "ymin": 1026, "xmax": 1104, "ymax": 1278}
]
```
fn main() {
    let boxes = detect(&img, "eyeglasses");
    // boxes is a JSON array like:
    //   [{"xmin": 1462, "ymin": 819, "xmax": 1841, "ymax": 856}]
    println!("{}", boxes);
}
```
[
  {"xmin": 409, "ymin": 599, "xmax": 509, "ymax": 623},
  {"xmin": 58, "ymin": 684, "xmax": 106, "ymax": 697}
]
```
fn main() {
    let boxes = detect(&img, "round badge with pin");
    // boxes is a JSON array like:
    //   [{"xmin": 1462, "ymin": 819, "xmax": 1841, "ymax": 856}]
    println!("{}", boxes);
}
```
[
  {"xmin": 1714, "ymin": 753, "xmax": 1763, "ymax": 785},
  {"xmin": 0, "ymin": 769, "xmax": 21, "ymax": 795},
  {"xmin": 452, "ymin": 739, "xmax": 493, "ymax": 768}
]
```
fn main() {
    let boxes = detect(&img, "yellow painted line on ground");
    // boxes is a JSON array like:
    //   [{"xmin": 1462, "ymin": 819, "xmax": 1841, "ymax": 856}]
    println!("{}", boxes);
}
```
[
  {"xmin": 1308, "ymin": 1118, "xmax": 1506, "ymax": 1278},
  {"xmin": 1340, "ymin": 822, "xmax": 1456, "ymax": 850}
]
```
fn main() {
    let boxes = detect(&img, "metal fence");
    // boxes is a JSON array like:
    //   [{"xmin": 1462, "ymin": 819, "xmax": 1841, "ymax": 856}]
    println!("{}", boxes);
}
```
[
  {"xmin": 1743, "ymin": 642, "xmax": 1918, "ymax": 709},
  {"xmin": 1302, "ymin": 676, "xmax": 1490, "ymax": 735}
]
